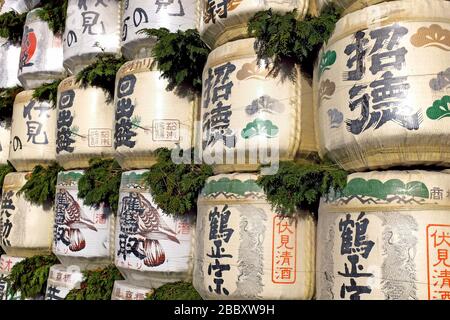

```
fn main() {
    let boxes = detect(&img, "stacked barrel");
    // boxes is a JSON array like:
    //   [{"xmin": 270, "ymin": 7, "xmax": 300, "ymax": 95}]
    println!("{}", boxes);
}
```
[
  {"xmin": 44, "ymin": 0, "xmax": 121, "ymax": 300},
  {"xmin": 192, "ymin": 0, "xmax": 317, "ymax": 300},
  {"xmin": 110, "ymin": 0, "xmax": 198, "ymax": 300},
  {"xmin": 314, "ymin": 0, "xmax": 450, "ymax": 300},
  {"xmin": 0, "ymin": 0, "xmax": 58, "ymax": 300}
]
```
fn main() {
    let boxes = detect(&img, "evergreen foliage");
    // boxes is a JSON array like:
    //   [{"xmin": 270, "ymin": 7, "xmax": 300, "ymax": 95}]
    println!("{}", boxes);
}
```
[
  {"xmin": 65, "ymin": 265, "xmax": 123, "ymax": 300},
  {"xmin": 18, "ymin": 162, "xmax": 63, "ymax": 206},
  {"xmin": 146, "ymin": 282, "xmax": 202, "ymax": 300},
  {"xmin": 247, "ymin": 5, "xmax": 342, "ymax": 77},
  {"xmin": 0, "ymin": 86, "xmax": 23, "ymax": 119},
  {"xmin": 256, "ymin": 160, "xmax": 348, "ymax": 215},
  {"xmin": 77, "ymin": 158, "xmax": 122, "ymax": 215},
  {"xmin": 76, "ymin": 54, "xmax": 126, "ymax": 102},
  {"xmin": 32, "ymin": 79, "xmax": 61, "ymax": 107},
  {"xmin": 35, "ymin": 0, "xmax": 68, "ymax": 34},
  {"xmin": 142, "ymin": 148, "xmax": 214, "ymax": 216},
  {"xmin": 138, "ymin": 28, "xmax": 210, "ymax": 97},
  {"xmin": 0, "ymin": 162, "xmax": 15, "ymax": 195},
  {"xmin": 0, "ymin": 11, "xmax": 27, "ymax": 44},
  {"xmin": 7, "ymin": 254, "xmax": 59, "ymax": 299}
]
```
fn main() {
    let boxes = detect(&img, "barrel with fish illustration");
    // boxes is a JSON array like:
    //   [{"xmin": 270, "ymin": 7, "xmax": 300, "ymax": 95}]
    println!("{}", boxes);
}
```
[
  {"xmin": 111, "ymin": 280, "xmax": 153, "ymax": 300},
  {"xmin": 199, "ymin": 38, "xmax": 317, "ymax": 173},
  {"xmin": 8, "ymin": 90, "xmax": 56, "ymax": 171},
  {"xmin": 114, "ymin": 58, "xmax": 196, "ymax": 169},
  {"xmin": 17, "ymin": 8, "xmax": 65, "ymax": 90},
  {"xmin": 53, "ymin": 171, "xmax": 114, "ymax": 269},
  {"xmin": 44, "ymin": 264, "xmax": 83, "ymax": 300},
  {"xmin": 317, "ymin": 170, "xmax": 450, "ymax": 300},
  {"xmin": 194, "ymin": 173, "xmax": 316, "ymax": 300},
  {"xmin": 0, "ymin": 172, "xmax": 54, "ymax": 257},
  {"xmin": 63, "ymin": 0, "xmax": 121, "ymax": 74},
  {"xmin": 120, "ymin": 0, "xmax": 197, "ymax": 59},
  {"xmin": 56, "ymin": 77, "xmax": 115, "ymax": 170},
  {"xmin": 114, "ymin": 170, "xmax": 195, "ymax": 289},
  {"xmin": 315, "ymin": 0, "xmax": 450, "ymax": 171},
  {"xmin": 0, "ymin": 255, "xmax": 24, "ymax": 300}
]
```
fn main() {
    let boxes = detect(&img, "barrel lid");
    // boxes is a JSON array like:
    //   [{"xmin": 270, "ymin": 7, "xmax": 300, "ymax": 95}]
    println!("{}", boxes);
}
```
[
  {"xmin": 117, "ymin": 58, "xmax": 155, "ymax": 78},
  {"xmin": 2, "ymin": 172, "xmax": 29, "ymax": 190},
  {"xmin": 14, "ymin": 90, "xmax": 35, "ymax": 105},
  {"xmin": 327, "ymin": 0, "xmax": 450, "ymax": 46},
  {"xmin": 323, "ymin": 170, "xmax": 450, "ymax": 212},
  {"xmin": 206, "ymin": 38, "xmax": 259, "ymax": 68}
]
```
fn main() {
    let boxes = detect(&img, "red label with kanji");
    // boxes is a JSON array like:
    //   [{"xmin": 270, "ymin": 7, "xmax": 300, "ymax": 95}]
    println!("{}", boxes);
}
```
[
  {"xmin": 272, "ymin": 216, "xmax": 297, "ymax": 284},
  {"xmin": 427, "ymin": 224, "xmax": 450, "ymax": 300}
]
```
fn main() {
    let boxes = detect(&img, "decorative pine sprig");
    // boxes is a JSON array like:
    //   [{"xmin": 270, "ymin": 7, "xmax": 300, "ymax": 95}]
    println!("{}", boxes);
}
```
[
  {"xmin": 0, "ymin": 86, "xmax": 23, "ymax": 119},
  {"xmin": 76, "ymin": 54, "xmax": 126, "ymax": 102},
  {"xmin": 142, "ymin": 148, "xmax": 214, "ymax": 216},
  {"xmin": 7, "ymin": 254, "xmax": 59, "ymax": 299},
  {"xmin": 248, "ymin": 5, "xmax": 342, "ymax": 77},
  {"xmin": 77, "ymin": 158, "xmax": 122, "ymax": 215},
  {"xmin": 0, "ymin": 11, "xmax": 27, "ymax": 44},
  {"xmin": 256, "ymin": 160, "xmax": 348, "ymax": 216},
  {"xmin": 18, "ymin": 162, "xmax": 63, "ymax": 206},
  {"xmin": 32, "ymin": 79, "xmax": 62, "ymax": 107},
  {"xmin": 65, "ymin": 265, "xmax": 123, "ymax": 300},
  {"xmin": 0, "ymin": 162, "xmax": 15, "ymax": 195},
  {"xmin": 137, "ymin": 28, "xmax": 210, "ymax": 97},
  {"xmin": 35, "ymin": 0, "xmax": 68, "ymax": 34},
  {"xmin": 146, "ymin": 282, "xmax": 202, "ymax": 300}
]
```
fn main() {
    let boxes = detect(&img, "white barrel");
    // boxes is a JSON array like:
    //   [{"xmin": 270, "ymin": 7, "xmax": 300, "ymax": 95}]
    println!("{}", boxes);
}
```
[
  {"xmin": 199, "ymin": 38, "xmax": 316, "ymax": 173},
  {"xmin": 0, "ymin": 119, "xmax": 11, "ymax": 165},
  {"xmin": 0, "ymin": 0, "xmax": 40, "ymax": 14},
  {"xmin": 115, "ymin": 170, "xmax": 195, "ymax": 289},
  {"xmin": 17, "ymin": 8, "xmax": 65, "ymax": 90},
  {"xmin": 194, "ymin": 173, "xmax": 315, "ymax": 300},
  {"xmin": 121, "ymin": 0, "xmax": 197, "ymax": 59},
  {"xmin": 0, "ymin": 39, "xmax": 21, "ymax": 88},
  {"xmin": 312, "ymin": 0, "xmax": 395, "ymax": 15},
  {"xmin": 315, "ymin": 0, "xmax": 450, "ymax": 171},
  {"xmin": 53, "ymin": 170, "xmax": 114, "ymax": 269},
  {"xmin": 56, "ymin": 77, "xmax": 115, "ymax": 170},
  {"xmin": 199, "ymin": 0, "xmax": 309, "ymax": 49},
  {"xmin": 8, "ymin": 90, "xmax": 56, "ymax": 172},
  {"xmin": 45, "ymin": 264, "xmax": 83, "ymax": 300},
  {"xmin": 63, "ymin": 0, "xmax": 121, "ymax": 75},
  {"xmin": 0, "ymin": 172, "xmax": 54, "ymax": 257},
  {"xmin": 0, "ymin": 255, "xmax": 24, "ymax": 300},
  {"xmin": 114, "ymin": 58, "xmax": 196, "ymax": 169},
  {"xmin": 317, "ymin": 170, "xmax": 450, "ymax": 300},
  {"xmin": 111, "ymin": 280, "xmax": 153, "ymax": 300}
]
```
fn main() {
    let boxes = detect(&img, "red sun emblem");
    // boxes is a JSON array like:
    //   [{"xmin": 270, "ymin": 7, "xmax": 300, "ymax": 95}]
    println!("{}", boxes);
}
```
[{"xmin": 19, "ymin": 26, "xmax": 37, "ymax": 70}]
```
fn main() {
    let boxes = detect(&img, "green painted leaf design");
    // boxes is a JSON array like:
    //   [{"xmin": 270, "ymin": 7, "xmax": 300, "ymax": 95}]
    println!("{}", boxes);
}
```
[
  {"xmin": 426, "ymin": 95, "xmax": 450, "ymax": 120},
  {"xmin": 241, "ymin": 118, "xmax": 279, "ymax": 139},
  {"xmin": 319, "ymin": 50, "xmax": 336, "ymax": 77}
]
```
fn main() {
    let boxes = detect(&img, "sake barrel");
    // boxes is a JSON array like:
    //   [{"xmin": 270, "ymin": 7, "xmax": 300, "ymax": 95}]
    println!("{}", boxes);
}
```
[
  {"xmin": 317, "ymin": 170, "xmax": 450, "ymax": 300},
  {"xmin": 194, "ymin": 173, "xmax": 315, "ymax": 300},
  {"xmin": 0, "ymin": 39, "xmax": 21, "ymax": 88},
  {"xmin": 45, "ymin": 264, "xmax": 83, "ymax": 300},
  {"xmin": 53, "ymin": 171, "xmax": 114, "ymax": 269},
  {"xmin": 0, "ymin": 0, "xmax": 40, "ymax": 14},
  {"xmin": 56, "ymin": 77, "xmax": 115, "ymax": 169},
  {"xmin": 0, "ymin": 172, "xmax": 54, "ymax": 257},
  {"xmin": 8, "ymin": 90, "xmax": 56, "ymax": 172},
  {"xmin": 17, "ymin": 8, "xmax": 65, "ymax": 90},
  {"xmin": 315, "ymin": 0, "xmax": 450, "ymax": 171},
  {"xmin": 312, "ymin": 0, "xmax": 391, "ymax": 15},
  {"xmin": 199, "ymin": 0, "xmax": 309, "ymax": 49},
  {"xmin": 121, "ymin": 0, "xmax": 197, "ymax": 59},
  {"xmin": 199, "ymin": 38, "xmax": 316, "ymax": 173},
  {"xmin": 111, "ymin": 280, "xmax": 153, "ymax": 300},
  {"xmin": 0, "ymin": 255, "xmax": 23, "ymax": 300},
  {"xmin": 63, "ymin": 0, "xmax": 121, "ymax": 75},
  {"xmin": 115, "ymin": 170, "xmax": 195, "ymax": 289},
  {"xmin": 0, "ymin": 119, "xmax": 11, "ymax": 165},
  {"xmin": 114, "ymin": 58, "xmax": 196, "ymax": 169}
]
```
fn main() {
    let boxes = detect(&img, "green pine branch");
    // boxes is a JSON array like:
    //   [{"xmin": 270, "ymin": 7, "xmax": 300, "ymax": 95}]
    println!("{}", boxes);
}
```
[
  {"xmin": 18, "ymin": 162, "xmax": 63, "ymax": 206},
  {"xmin": 142, "ymin": 148, "xmax": 214, "ymax": 216},
  {"xmin": 248, "ymin": 5, "xmax": 342, "ymax": 78},
  {"xmin": 0, "ymin": 86, "xmax": 23, "ymax": 119},
  {"xmin": 137, "ymin": 28, "xmax": 210, "ymax": 97},
  {"xmin": 256, "ymin": 160, "xmax": 348, "ymax": 216},
  {"xmin": 32, "ymin": 79, "xmax": 62, "ymax": 108},
  {"xmin": 35, "ymin": 0, "xmax": 68, "ymax": 34},
  {"xmin": 76, "ymin": 54, "xmax": 126, "ymax": 103},
  {"xmin": 146, "ymin": 282, "xmax": 202, "ymax": 300},
  {"xmin": 77, "ymin": 158, "xmax": 122, "ymax": 215},
  {"xmin": 0, "ymin": 11, "xmax": 27, "ymax": 44},
  {"xmin": 0, "ymin": 162, "xmax": 15, "ymax": 195},
  {"xmin": 65, "ymin": 265, "xmax": 123, "ymax": 300},
  {"xmin": 7, "ymin": 254, "xmax": 59, "ymax": 299}
]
